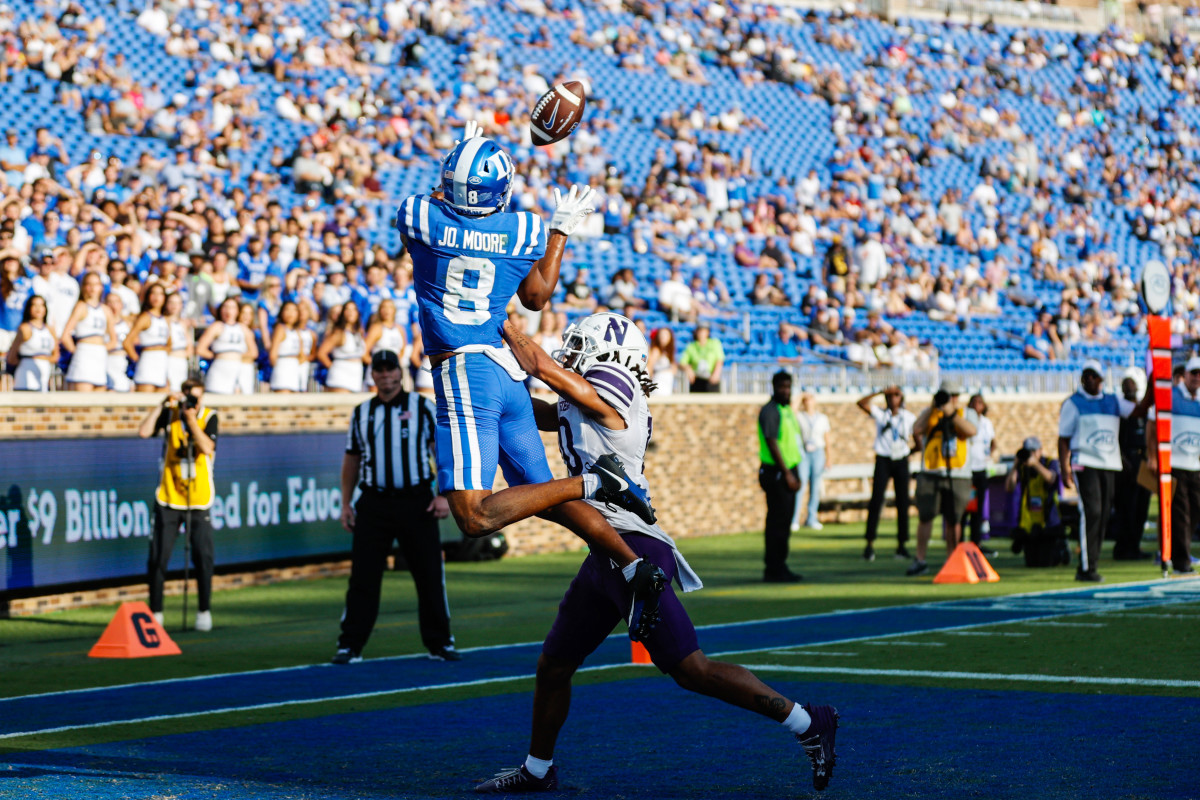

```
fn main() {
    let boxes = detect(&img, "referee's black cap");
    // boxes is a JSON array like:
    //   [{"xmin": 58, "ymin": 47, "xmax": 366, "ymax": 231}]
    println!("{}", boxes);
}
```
[{"xmin": 371, "ymin": 350, "xmax": 401, "ymax": 371}]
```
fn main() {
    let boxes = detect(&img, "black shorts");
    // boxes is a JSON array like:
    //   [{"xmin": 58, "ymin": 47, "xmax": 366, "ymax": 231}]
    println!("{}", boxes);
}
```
[{"xmin": 915, "ymin": 473, "xmax": 972, "ymax": 523}]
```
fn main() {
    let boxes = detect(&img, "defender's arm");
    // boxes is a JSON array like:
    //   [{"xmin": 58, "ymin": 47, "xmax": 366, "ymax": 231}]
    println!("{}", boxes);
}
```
[{"xmin": 502, "ymin": 320, "xmax": 625, "ymax": 430}]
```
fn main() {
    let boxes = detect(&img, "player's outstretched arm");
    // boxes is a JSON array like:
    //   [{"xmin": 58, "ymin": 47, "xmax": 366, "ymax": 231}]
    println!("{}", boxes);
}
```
[
  {"xmin": 502, "ymin": 320, "xmax": 624, "ymax": 430},
  {"xmin": 517, "ymin": 186, "xmax": 595, "ymax": 310}
]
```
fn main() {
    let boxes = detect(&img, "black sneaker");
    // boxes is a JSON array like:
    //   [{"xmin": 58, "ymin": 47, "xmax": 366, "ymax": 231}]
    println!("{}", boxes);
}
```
[
  {"xmin": 429, "ymin": 644, "xmax": 463, "ymax": 662},
  {"xmin": 474, "ymin": 764, "xmax": 558, "ymax": 793},
  {"xmin": 976, "ymin": 545, "xmax": 999, "ymax": 559},
  {"xmin": 1172, "ymin": 565, "xmax": 1197, "ymax": 576},
  {"xmin": 331, "ymin": 648, "xmax": 362, "ymax": 665},
  {"xmin": 894, "ymin": 545, "xmax": 911, "ymax": 560},
  {"xmin": 587, "ymin": 453, "xmax": 657, "ymax": 524},
  {"xmin": 905, "ymin": 559, "xmax": 928, "ymax": 576},
  {"xmin": 1075, "ymin": 570, "xmax": 1105, "ymax": 583},
  {"xmin": 764, "ymin": 569, "xmax": 804, "ymax": 583},
  {"xmin": 797, "ymin": 704, "xmax": 839, "ymax": 791},
  {"xmin": 627, "ymin": 560, "xmax": 666, "ymax": 641},
  {"xmin": 1112, "ymin": 550, "xmax": 1153, "ymax": 561},
  {"xmin": 863, "ymin": 544, "xmax": 875, "ymax": 562}
]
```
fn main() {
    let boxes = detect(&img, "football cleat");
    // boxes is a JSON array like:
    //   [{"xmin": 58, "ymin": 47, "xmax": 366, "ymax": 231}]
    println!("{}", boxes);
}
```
[
  {"xmin": 905, "ymin": 559, "xmax": 928, "ymax": 576},
  {"xmin": 331, "ymin": 648, "xmax": 362, "ymax": 665},
  {"xmin": 429, "ymin": 645, "xmax": 462, "ymax": 662},
  {"xmin": 587, "ymin": 453, "xmax": 657, "ymax": 525},
  {"xmin": 626, "ymin": 560, "xmax": 667, "ymax": 641},
  {"xmin": 797, "ymin": 704, "xmax": 839, "ymax": 791},
  {"xmin": 474, "ymin": 765, "xmax": 558, "ymax": 793}
]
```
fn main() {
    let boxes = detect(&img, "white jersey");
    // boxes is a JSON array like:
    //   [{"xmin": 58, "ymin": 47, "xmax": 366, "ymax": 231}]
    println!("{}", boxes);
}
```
[{"xmin": 556, "ymin": 363, "xmax": 702, "ymax": 591}]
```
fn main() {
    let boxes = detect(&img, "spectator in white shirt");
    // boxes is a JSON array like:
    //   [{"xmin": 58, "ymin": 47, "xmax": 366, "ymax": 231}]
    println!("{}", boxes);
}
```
[{"xmin": 658, "ymin": 268, "xmax": 695, "ymax": 323}]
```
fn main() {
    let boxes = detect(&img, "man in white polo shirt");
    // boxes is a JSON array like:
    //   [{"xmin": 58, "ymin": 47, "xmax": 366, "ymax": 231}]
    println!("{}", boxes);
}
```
[
  {"xmin": 1059, "ymin": 359, "xmax": 1152, "ymax": 582},
  {"xmin": 1147, "ymin": 356, "xmax": 1200, "ymax": 575}
]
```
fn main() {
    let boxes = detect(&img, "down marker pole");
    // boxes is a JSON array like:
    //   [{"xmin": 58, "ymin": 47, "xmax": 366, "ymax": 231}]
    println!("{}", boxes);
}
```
[{"xmin": 1141, "ymin": 260, "xmax": 1172, "ymax": 578}]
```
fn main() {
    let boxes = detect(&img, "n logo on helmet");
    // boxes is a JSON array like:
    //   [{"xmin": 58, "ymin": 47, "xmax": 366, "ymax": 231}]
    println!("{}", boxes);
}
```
[{"xmin": 604, "ymin": 318, "xmax": 629, "ymax": 344}]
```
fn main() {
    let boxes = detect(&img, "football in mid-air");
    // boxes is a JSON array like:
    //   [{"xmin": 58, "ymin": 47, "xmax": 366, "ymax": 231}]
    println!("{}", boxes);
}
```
[{"xmin": 530, "ymin": 81, "xmax": 587, "ymax": 144}]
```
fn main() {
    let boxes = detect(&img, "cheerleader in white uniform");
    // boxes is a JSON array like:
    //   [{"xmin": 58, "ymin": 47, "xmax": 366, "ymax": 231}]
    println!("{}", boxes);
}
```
[
  {"xmin": 269, "ymin": 301, "xmax": 303, "ymax": 392},
  {"xmin": 6, "ymin": 295, "xmax": 58, "ymax": 391},
  {"xmin": 363, "ymin": 299, "xmax": 406, "ymax": 391},
  {"xmin": 105, "ymin": 292, "xmax": 132, "ymax": 392},
  {"xmin": 124, "ymin": 283, "xmax": 170, "ymax": 392},
  {"xmin": 197, "ymin": 297, "xmax": 251, "ymax": 394},
  {"xmin": 297, "ymin": 301, "xmax": 316, "ymax": 392},
  {"xmin": 165, "ymin": 291, "xmax": 192, "ymax": 392},
  {"xmin": 236, "ymin": 302, "xmax": 259, "ymax": 393},
  {"xmin": 317, "ymin": 300, "xmax": 366, "ymax": 393},
  {"xmin": 61, "ymin": 272, "xmax": 115, "ymax": 391}
]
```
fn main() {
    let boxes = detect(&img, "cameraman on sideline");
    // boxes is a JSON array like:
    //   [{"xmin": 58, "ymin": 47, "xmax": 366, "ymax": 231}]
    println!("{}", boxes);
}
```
[
  {"xmin": 906, "ymin": 380, "xmax": 976, "ymax": 576},
  {"xmin": 1005, "ymin": 437, "xmax": 1065, "ymax": 562},
  {"xmin": 138, "ymin": 378, "xmax": 218, "ymax": 631}
]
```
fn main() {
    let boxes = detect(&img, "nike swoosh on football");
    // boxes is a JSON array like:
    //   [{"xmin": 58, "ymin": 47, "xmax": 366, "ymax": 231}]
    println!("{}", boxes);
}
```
[{"xmin": 544, "ymin": 100, "xmax": 559, "ymax": 129}]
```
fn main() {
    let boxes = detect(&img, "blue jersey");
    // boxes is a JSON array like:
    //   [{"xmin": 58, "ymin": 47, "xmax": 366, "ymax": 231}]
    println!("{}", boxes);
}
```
[
  {"xmin": 397, "ymin": 194, "xmax": 546, "ymax": 355},
  {"xmin": 2, "ymin": 274, "xmax": 32, "ymax": 331}
]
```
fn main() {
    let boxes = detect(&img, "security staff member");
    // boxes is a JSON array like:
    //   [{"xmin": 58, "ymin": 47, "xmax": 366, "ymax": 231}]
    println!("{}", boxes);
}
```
[
  {"xmin": 858, "ymin": 386, "xmax": 916, "ymax": 562},
  {"xmin": 908, "ymin": 380, "xmax": 977, "ymax": 576},
  {"xmin": 138, "ymin": 378, "xmax": 218, "ymax": 631},
  {"xmin": 758, "ymin": 371, "xmax": 802, "ymax": 582},
  {"xmin": 1059, "ymin": 359, "xmax": 1151, "ymax": 583},
  {"xmin": 1146, "ymin": 356, "xmax": 1200, "ymax": 575},
  {"xmin": 1113, "ymin": 368, "xmax": 1151, "ymax": 560},
  {"xmin": 333, "ymin": 349, "xmax": 458, "ymax": 664}
]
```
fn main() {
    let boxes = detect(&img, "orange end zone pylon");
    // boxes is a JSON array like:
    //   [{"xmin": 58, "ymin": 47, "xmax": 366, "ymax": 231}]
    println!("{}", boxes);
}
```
[
  {"xmin": 88, "ymin": 601, "xmax": 182, "ymax": 658},
  {"xmin": 933, "ymin": 542, "xmax": 1000, "ymax": 584},
  {"xmin": 631, "ymin": 640, "xmax": 652, "ymax": 664}
]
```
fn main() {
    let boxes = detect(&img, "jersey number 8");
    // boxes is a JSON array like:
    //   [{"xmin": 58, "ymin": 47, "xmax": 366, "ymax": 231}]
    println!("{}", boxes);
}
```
[{"xmin": 443, "ymin": 255, "xmax": 496, "ymax": 325}]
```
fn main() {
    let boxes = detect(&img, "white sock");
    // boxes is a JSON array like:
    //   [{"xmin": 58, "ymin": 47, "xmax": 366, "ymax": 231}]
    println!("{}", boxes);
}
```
[
  {"xmin": 782, "ymin": 703, "xmax": 812, "ymax": 735},
  {"xmin": 581, "ymin": 473, "xmax": 599, "ymax": 499},
  {"xmin": 622, "ymin": 558, "xmax": 643, "ymax": 582},
  {"xmin": 524, "ymin": 755, "xmax": 553, "ymax": 779}
]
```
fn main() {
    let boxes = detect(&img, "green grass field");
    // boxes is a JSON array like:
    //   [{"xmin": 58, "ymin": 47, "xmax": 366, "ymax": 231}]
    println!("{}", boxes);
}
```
[{"xmin": 3, "ymin": 521, "xmax": 1198, "ymax": 755}]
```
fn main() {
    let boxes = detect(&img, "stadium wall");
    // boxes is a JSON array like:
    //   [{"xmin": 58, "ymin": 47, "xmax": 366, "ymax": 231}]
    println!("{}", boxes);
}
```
[{"xmin": 1, "ymin": 390, "xmax": 1068, "ymax": 559}]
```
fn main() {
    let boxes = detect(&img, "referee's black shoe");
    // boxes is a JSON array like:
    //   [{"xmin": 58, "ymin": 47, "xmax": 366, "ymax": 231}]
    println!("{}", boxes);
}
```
[
  {"xmin": 331, "ymin": 648, "xmax": 362, "ymax": 665},
  {"xmin": 588, "ymin": 453, "xmax": 657, "ymax": 525}
]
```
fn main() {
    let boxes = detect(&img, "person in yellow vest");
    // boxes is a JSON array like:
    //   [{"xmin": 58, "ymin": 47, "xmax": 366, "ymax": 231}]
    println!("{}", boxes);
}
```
[
  {"xmin": 758, "ymin": 371, "xmax": 803, "ymax": 582},
  {"xmin": 906, "ymin": 380, "xmax": 977, "ymax": 576},
  {"xmin": 137, "ymin": 378, "xmax": 218, "ymax": 631}
]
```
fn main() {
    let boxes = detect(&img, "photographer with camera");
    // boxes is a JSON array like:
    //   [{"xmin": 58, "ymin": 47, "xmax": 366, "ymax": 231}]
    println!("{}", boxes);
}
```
[
  {"xmin": 906, "ymin": 380, "xmax": 977, "ymax": 576},
  {"xmin": 1005, "ymin": 437, "xmax": 1069, "ymax": 567},
  {"xmin": 138, "ymin": 378, "xmax": 218, "ymax": 631}
]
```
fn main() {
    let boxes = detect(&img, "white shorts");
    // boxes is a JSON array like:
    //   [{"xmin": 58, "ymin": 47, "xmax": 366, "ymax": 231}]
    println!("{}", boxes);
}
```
[
  {"xmin": 107, "ymin": 352, "xmax": 131, "ymax": 392},
  {"xmin": 270, "ymin": 356, "xmax": 302, "ymax": 392},
  {"xmin": 168, "ymin": 355, "xmax": 189, "ymax": 392},
  {"xmin": 205, "ymin": 358, "xmax": 242, "ymax": 394},
  {"xmin": 238, "ymin": 362, "xmax": 256, "ymax": 394},
  {"xmin": 15, "ymin": 358, "xmax": 52, "ymax": 391},
  {"xmin": 325, "ymin": 359, "xmax": 363, "ymax": 392},
  {"xmin": 134, "ymin": 349, "xmax": 169, "ymax": 388},
  {"xmin": 65, "ymin": 341, "xmax": 109, "ymax": 387}
]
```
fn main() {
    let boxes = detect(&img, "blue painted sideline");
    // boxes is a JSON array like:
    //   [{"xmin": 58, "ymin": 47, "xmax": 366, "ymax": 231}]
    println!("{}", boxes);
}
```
[{"xmin": 1, "ymin": 579, "xmax": 1196, "ymax": 737}]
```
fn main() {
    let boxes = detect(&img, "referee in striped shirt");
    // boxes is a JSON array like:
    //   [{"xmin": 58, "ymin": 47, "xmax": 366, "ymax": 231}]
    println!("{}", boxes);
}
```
[{"xmin": 333, "ymin": 350, "xmax": 459, "ymax": 664}]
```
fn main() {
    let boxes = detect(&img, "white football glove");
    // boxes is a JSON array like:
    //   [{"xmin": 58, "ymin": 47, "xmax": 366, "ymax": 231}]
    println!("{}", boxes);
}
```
[
  {"xmin": 455, "ymin": 119, "xmax": 483, "ymax": 144},
  {"xmin": 549, "ymin": 185, "xmax": 596, "ymax": 236}
]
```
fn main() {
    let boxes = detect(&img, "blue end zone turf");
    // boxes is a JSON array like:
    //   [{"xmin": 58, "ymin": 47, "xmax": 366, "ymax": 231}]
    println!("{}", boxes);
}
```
[
  {"xmin": 3, "ymin": 679, "xmax": 1196, "ymax": 800},
  {"xmin": 4, "ymin": 580, "xmax": 1198, "ymax": 739}
]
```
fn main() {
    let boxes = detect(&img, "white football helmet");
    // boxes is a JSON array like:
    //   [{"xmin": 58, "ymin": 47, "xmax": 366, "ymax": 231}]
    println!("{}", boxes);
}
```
[{"xmin": 555, "ymin": 312, "xmax": 649, "ymax": 377}]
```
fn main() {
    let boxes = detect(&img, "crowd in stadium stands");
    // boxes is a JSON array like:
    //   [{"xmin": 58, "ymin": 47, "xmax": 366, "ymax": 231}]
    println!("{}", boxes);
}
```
[{"xmin": 0, "ymin": 0, "xmax": 1195, "ymax": 393}]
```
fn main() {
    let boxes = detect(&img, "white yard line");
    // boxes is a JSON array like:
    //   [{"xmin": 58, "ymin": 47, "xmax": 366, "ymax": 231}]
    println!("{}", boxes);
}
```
[{"xmin": 741, "ymin": 664, "xmax": 1200, "ymax": 689}]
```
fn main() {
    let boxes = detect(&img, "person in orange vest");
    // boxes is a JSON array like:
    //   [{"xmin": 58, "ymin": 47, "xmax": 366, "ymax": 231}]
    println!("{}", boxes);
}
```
[{"xmin": 906, "ymin": 380, "xmax": 977, "ymax": 576}]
